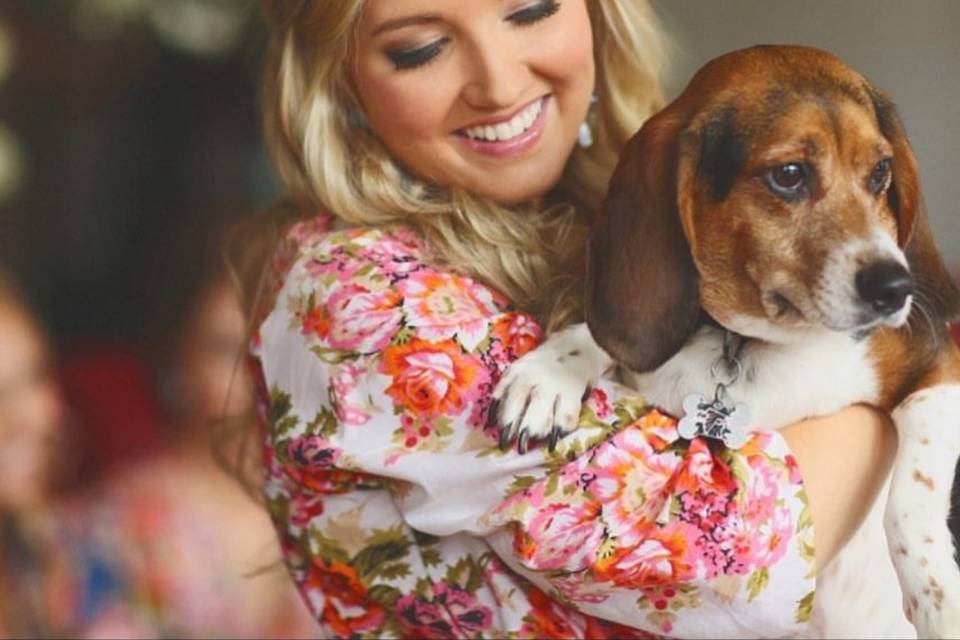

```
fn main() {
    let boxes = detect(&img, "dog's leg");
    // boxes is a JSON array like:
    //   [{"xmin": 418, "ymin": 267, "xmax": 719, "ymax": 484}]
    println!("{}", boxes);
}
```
[
  {"xmin": 492, "ymin": 322, "xmax": 613, "ymax": 451},
  {"xmin": 885, "ymin": 384, "xmax": 960, "ymax": 638}
]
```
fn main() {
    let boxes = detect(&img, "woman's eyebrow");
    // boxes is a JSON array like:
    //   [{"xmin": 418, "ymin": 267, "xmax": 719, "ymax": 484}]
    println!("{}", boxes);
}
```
[{"xmin": 372, "ymin": 14, "xmax": 442, "ymax": 36}]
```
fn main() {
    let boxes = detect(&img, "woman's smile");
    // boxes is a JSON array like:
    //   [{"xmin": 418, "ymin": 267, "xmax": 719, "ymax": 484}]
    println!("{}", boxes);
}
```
[{"xmin": 455, "ymin": 95, "xmax": 549, "ymax": 158}]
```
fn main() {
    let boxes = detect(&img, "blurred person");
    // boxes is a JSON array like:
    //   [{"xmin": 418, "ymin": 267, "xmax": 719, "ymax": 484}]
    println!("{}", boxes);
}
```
[
  {"xmin": 54, "ymin": 227, "xmax": 317, "ymax": 638},
  {"xmin": 0, "ymin": 272, "xmax": 74, "ymax": 638}
]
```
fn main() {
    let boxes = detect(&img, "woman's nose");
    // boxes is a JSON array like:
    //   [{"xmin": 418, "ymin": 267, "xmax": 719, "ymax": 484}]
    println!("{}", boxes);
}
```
[{"xmin": 460, "ymin": 36, "xmax": 530, "ymax": 110}]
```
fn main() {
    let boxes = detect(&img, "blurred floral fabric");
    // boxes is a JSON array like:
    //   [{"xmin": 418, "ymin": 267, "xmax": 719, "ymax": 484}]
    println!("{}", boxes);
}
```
[{"xmin": 6, "ymin": 453, "xmax": 317, "ymax": 639}]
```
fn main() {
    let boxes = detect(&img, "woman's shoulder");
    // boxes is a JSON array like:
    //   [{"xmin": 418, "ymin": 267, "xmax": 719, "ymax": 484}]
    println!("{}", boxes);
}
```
[{"xmin": 283, "ymin": 213, "xmax": 427, "ymax": 261}]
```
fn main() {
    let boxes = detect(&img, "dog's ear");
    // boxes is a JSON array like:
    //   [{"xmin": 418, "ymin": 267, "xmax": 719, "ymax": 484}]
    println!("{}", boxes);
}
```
[
  {"xmin": 586, "ymin": 106, "xmax": 705, "ymax": 373},
  {"xmin": 869, "ymin": 87, "xmax": 960, "ymax": 324}
]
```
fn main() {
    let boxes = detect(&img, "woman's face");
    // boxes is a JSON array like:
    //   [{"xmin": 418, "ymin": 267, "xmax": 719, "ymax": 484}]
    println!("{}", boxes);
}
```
[
  {"xmin": 0, "ymin": 301, "xmax": 63, "ymax": 510},
  {"xmin": 178, "ymin": 278, "xmax": 251, "ymax": 425},
  {"xmin": 351, "ymin": 0, "xmax": 595, "ymax": 203}
]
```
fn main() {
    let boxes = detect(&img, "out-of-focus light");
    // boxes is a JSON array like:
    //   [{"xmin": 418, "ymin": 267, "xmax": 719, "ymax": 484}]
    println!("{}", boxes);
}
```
[
  {"xmin": 148, "ymin": 0, "xmax": 249, "ymax": 58},
  {"xmin": 72, "ymin": 0, "xmax": 250, "ymax": 58},
  {"xmin": 0, "ymin": 123, "xmax": 26, "ymax": 203},
  {"xmin": 0, "ymin": 20, "xmax": 15, "ymax": 86},
  {"xmin": 72, "ymin": 0, "xmax": 151, "ymax": 43}
]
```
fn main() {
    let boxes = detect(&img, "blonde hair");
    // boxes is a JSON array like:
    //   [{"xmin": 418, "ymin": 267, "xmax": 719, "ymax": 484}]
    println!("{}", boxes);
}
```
[{"xmin": 257, "ymin": 0, "xmax": 666, "ymax": 328}]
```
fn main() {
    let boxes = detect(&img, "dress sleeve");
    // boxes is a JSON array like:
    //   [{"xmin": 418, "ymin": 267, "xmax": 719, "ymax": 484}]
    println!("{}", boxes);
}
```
[{"xmin": 253, "ymin": 219, "xmax": 817, "ymax": 639}]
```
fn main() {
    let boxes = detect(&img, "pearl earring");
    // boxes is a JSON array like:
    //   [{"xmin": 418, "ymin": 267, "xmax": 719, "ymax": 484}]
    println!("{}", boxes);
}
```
[
  {"xmin": 577, "ymin": 121, "xmax": 594, "ymax": 149},
  {"xmin": 577, "ymin": 94, "xmax": 598, "ymax": 149}
]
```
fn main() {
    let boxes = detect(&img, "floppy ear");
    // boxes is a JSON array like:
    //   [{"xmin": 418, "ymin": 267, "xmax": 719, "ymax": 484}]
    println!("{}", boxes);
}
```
[
  {"xmin": 870, "ymin": 88, "xmax": 960, "ymax": 325},
  {"xmin": 585, "ymin": 108, "xmax": 702, "ymax": 373}
]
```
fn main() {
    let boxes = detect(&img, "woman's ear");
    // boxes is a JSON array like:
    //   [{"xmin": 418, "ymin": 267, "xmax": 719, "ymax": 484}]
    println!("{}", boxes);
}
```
[
  {"xmin": 586, "ymin": 109, "xmax": 702, "ymax": 373},
  {"xmin": 869, "ymin": 87, "xmax": 960, "ymax": 327}
]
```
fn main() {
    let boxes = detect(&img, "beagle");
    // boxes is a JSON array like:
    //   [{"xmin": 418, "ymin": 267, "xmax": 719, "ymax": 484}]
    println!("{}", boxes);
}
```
[{"xmin": 494, "ymin": 45, "xmax": 960, "ymax": 638}]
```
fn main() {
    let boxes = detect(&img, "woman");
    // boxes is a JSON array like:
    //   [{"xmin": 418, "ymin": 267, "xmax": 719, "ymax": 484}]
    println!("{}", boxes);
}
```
[
  {"xmin": 56, "ymin": 238, "xmax": 317, "ymax": 638},
  {"xmin": 0, "ymin": 273, "xmax": 73, "ymax": 637},
  {"xmin": 246, "ymin": 1, "xmax": 896, "ymax": 637}
]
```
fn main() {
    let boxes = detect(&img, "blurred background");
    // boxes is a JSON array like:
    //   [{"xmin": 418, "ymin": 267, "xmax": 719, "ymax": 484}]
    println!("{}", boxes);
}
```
[{"xmin": 0, "ymin": 0, "xmax": 957, "ymax": 637}]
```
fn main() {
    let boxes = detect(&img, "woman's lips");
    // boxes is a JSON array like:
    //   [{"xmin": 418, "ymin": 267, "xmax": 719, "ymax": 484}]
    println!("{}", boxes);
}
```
[{"xmin": 454, "ymin": 96, "xmax": 549, "ymax": 159}]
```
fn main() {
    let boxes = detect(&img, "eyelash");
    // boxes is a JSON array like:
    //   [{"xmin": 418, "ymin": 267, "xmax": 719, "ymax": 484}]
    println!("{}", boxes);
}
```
[{"xmin": 386, "ymin": 0, "xmax": 562, "ymax": 71}]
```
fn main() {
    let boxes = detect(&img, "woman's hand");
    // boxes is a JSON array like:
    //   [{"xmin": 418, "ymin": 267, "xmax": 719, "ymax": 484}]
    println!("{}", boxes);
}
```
[{"xmin": 781, "ymin": 404, "xmax": 897, "ymax": 570}]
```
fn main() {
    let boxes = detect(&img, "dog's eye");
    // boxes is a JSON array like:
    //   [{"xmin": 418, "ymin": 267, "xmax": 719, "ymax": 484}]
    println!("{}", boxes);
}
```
[
  {"xmin": 765, "ymin": 163, "xmax": 807, "ymax": 199},
  {"xmin": 868, "ymin": 158, "xmax": 893, "ymax": 195}
]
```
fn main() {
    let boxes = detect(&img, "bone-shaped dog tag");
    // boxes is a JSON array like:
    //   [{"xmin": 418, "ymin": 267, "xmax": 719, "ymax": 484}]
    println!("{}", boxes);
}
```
[{"xmin": 678, "ymin": 393, "xmax": 751, "ymax": 449}]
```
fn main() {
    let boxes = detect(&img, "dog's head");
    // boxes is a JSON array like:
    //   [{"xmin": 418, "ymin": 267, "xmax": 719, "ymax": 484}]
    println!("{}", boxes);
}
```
[{"xmin": 587, "ymin": 45, "xmax": 960, "ymax": 372}]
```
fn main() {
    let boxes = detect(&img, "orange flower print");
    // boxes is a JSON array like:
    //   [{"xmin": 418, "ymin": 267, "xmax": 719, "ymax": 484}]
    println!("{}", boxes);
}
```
[
  {"xmin": 491, "ymin": 312, "xmax": 542, "ymax": 358},
  {"xmin": 300, "ymin": 303, "xmax": 331, "ymax": 339},
  {"xmin": 381, "ymin": 339, "xmax": 487, "ymax": 417},
  {"xmin": 594, "ymin": 529, "xmax": 690, "ymax": 588},
  {"xmin": 304, "ymin": 558, "xmax": 385, "ymax": 636}
]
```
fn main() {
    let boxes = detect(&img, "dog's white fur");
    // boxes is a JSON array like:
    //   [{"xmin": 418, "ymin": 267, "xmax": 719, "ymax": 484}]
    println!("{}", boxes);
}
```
[{"xmin": 494, "ymin": 235, "xmax": 960, "ymax": 637}]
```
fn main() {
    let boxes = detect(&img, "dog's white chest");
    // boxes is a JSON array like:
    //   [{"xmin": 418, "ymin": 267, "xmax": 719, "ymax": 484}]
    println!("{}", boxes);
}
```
[{"xmin": 622, "ymin": 326, "xmax": 881, "ymax": 430}]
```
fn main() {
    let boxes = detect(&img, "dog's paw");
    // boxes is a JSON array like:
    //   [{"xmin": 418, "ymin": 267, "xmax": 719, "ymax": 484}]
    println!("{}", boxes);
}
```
[
  {"xmin": 491, "ymin": 353, "xmax": 589, "ymax": 453},
  {"xmin": 490, "ymin": 323, "xmax": 612, "ymax": 453}
]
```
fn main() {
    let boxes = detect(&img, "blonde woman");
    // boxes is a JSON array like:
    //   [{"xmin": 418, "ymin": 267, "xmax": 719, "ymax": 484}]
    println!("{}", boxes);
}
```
[{"xmin": 246, "ymin": 1, "xmax": 895, "ymax": 637}]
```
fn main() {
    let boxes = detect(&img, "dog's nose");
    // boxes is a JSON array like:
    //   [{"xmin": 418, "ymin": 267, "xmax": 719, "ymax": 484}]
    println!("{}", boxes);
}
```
[{"xmin": 855, "ymin": 261, "xmax": 914, "ymax": 315}]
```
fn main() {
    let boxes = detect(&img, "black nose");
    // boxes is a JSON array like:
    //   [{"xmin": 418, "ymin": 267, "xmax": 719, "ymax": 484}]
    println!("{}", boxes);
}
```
[{"xmin": 855, "ymin": 261, "xmax": 914, "ymax": 315}]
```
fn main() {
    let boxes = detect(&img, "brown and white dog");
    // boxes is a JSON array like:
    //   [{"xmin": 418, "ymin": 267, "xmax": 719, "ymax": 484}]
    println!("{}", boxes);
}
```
[{"xmin": 494, "ymin": 45, "xmax": 960, "ymax": 638}]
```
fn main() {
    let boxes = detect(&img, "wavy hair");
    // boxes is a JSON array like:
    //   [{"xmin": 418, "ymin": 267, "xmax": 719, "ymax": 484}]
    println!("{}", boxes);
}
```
[{"xmin": 254, "ymin": 0, "xmax": 666, "ymax": 328}]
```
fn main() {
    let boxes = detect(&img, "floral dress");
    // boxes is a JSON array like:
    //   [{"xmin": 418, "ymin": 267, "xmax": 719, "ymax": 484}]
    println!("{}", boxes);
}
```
[{"xmin": 251, "ymin": 215, "xmax": 817, "ymax": 639}]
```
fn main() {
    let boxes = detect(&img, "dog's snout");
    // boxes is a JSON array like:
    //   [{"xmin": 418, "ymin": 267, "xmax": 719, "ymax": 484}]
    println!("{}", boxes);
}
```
[{"xmin": 855, "ymin": 261, "xmax": 914, "ymax": 315}]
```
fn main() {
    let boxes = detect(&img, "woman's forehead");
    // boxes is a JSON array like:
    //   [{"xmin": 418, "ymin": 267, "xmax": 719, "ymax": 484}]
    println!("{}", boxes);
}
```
[{"xmin": 358, "ymin": 0, "xmax": 501, "ymax": 34}]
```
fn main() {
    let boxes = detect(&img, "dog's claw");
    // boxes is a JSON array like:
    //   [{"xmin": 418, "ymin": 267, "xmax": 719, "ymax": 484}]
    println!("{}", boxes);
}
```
[
  {"xmin": 486, "ymin": 398, "xmax": 500, "ymax": 429},
  {"xmin": 499, "ymin": 422, "xmax": 514, "ymax": 451},
  {"xmin": 548, "ymin": 426, "xmax": 561, "ymax": 452},
  {"xmin": 517, "ymin": 430, "xmax": 530, "ymax": 454}
]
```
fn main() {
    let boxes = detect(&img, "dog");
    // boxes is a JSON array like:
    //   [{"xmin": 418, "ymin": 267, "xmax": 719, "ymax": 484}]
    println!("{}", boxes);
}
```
[{"xmin": 493, "ymin": 45, "xmax": 960, "ymax": 638}]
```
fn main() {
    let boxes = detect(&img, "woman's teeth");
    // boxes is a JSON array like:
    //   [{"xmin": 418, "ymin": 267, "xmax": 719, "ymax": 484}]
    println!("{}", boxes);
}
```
[{"xmin": 462, "ymin": 98, "xmax": 542, "ymax": 142}]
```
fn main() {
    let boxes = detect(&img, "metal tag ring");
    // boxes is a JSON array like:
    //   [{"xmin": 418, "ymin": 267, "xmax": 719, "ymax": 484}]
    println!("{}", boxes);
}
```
[{"xmin": 710, "ymin": 356, "xmax": 743, "ymax": 387}]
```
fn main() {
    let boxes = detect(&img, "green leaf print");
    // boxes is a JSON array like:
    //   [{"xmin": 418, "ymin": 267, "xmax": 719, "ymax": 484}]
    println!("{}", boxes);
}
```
[
  {"xmin": 746, "ymin": 566, "xmax": 770, "ymax": 602},
  {"xmin": 269, "ymin": 388, "xmax": 299, "ymax": 437},
  {"xmin": 795, "ymin": 590, "xmax": 815, "ymax": 623}
]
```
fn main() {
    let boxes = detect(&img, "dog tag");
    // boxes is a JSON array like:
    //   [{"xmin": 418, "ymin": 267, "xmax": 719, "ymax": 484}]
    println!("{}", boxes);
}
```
[{"xmin": 677, "ymin": 393, "xmax": 751, "ymax": 449}]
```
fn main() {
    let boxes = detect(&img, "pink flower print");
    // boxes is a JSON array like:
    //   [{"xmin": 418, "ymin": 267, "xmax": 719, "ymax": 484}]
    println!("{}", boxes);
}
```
[
  {"xmin": 395, "ymin": 581, "xmax": 493, "ymax": 638},
  {"xmin": 287, "ymin": 435, "xmax": 341, "ymax": 470},
  {"xmin": 785, "ymin": 453, "xmax": 803, "ymax": 485},
  {"xmin": 553, "ymin": 574, "xmax": 613, "ymax": 605},
  {"xmin": 398, "ymin": 272, "xmax": 500, "ymax": 351},
  {"xmin": 516, "ymin": 501, "xmax": 606, "ymax": 572},
  {"xmin": 329, "ymin": 362, "xmax": 372, "ymax": 426},
  {"xmin": 589, "ymin": 428, "xmax": 681, "ymax": 540},
  {"xmin": 355, "ymin": 235, "xmax": 425, "ymax": 279},
  {"xmin": 584, "ymin": 387, "xmax": 614, "ymax": 421},
  {"xmin": 324, "ymin": 284, "xmax": 403, "ymax": 352},
  {"xmin": 289, "ymin": 490, "xmax": 325, "ymax": 529}
]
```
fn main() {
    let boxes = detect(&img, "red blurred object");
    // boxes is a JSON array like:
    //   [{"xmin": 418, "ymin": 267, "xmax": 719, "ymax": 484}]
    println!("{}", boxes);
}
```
[
  {"xmin": 952, "ymin": 322, "xmax": 960, "ymax": 346},
  {"xmin": 59, "ymin": 342, "xmax": 165, "ymax": 483}
]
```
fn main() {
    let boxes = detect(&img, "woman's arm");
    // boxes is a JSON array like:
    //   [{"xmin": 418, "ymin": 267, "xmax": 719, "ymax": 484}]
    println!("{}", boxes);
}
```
[{"xmin": 781, "ymin": 404, "xmax": 897, "ymax": 571}]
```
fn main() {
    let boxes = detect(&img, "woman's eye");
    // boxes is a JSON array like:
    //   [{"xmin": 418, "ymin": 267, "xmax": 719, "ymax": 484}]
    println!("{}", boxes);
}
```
[
  {"xmin": 507, "ymin": 0, "xmax": 561, "ymax": 26},
  {"xmin": 765, "ymin": 162, "xmax": 808, "ymax": 200},
  {"xmin": 868, "ymin": 157, "xmax": 893, "ymax": 195},
  {"xmin": 386, "ymin": 37, "xmax": 449, "ymax": 71}
]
